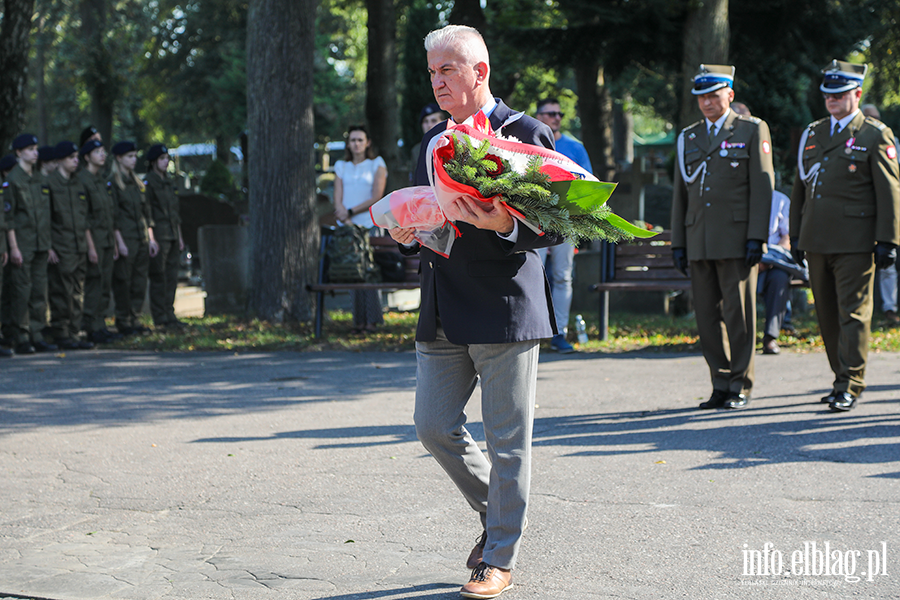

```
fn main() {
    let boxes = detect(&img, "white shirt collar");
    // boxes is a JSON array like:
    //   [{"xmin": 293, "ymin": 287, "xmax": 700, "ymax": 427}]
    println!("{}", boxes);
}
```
[
  {"xmin": 831, "ymin": 109, "xmax": 860, "ymax": 134},
  {"xmin": 705, "ymin": 108, "xmax": 730, "ymax": 134},
  {"xmin": 452, "ymin": 98, "xmax": 499, "ymax": 124}
]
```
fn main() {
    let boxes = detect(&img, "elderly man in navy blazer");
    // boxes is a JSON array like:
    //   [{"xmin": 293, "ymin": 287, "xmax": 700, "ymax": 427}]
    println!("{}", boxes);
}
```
[{"xmin": 390, "ymin": 24, "xmax": 560, "ymax": 599}]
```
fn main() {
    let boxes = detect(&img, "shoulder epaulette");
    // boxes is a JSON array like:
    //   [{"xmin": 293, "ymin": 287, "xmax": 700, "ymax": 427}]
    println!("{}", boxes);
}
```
[
  {"xmin": 864, "ymin": 116, "xmax": 887, "ymax": 131},
  {"xmin": 734, "ymin": 114, "xmax": 762, "ymax": 125},
  {"xmin": 681, "ymin": 120, "xmax": 704, "ymax": 133},
  {"xmin": 810, "ymin": 117, "xmax": 829, "ymax": 129}
]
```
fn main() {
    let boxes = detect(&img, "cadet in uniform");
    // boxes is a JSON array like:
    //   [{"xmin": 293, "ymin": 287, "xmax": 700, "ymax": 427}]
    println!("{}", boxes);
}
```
[
  {"xmin": 0, "ymin": 155, "xmax": 12, "ymax": 357},
  {"xmin": 78, "ymin": 139, "xmax": 121, "ymax": 343},
  {"xmin": 46, "ymin": 141, "xmax": 94, "ymax": 350},
  {"xmin": 790, "ymin": 60, "xmax": 900, "ymax": 411},
  {"xmin": 144, "ymin": 144, "xmax": 185, "ymax": 329},
  {"xmin": 111, "ymin": 141, "xmax": 158, "ymax": 335},
  {"xmin": 4, "ymin": 134, "xmax": 58, "ymax": 354},
  {"xmin": 671, "ymin": 65, "xmax": 775, "ymax": 410}
]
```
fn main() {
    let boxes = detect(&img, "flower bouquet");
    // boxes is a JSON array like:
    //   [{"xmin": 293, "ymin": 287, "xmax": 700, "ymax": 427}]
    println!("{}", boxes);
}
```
[{"xmin": 369, "ymin": 110, "xmax": 655, "ymax": 256}]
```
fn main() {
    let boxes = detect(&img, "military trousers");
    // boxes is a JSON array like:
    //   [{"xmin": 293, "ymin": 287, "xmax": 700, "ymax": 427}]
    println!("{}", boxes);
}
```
[
  {"xmin": 48, "ymin": 251, "xmax": 87, "ymax": 341},
  {"xmin": 7, "ymin": 249, "xmax": 50, "ymax": 344},
  {"xmin": 806, "ymin": 252, "xmax": 875, "ymax": 397},
  {"xmin": 690, "ymin": 258, "xmax": 757, "ymax": 395},
  {"xmin": 83, "ymin": 245, "xmax": 115, "ymax": 332},
  {"xmin": 149, "ymin": 238, "xmax": 180, "ymax": 325},
  {"xmin": 113, "ymin": 238, "xmax": 149, "ymax": 330}
]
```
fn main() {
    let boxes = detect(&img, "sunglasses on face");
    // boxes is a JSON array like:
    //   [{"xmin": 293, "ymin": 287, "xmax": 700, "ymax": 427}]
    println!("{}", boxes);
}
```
[
  {"xmin": 538, "ymin": 111, "xmax": 565, "ymax": 118},
  {"xmin": 822, "ymin": 91, "xmax": 849, "ymax": 100}
]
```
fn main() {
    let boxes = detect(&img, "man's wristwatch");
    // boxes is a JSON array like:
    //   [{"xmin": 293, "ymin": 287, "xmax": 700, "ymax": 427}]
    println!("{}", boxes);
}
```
[{"xmin": 347, "ymin": 207, "xmax": 354, "ymax": 217}]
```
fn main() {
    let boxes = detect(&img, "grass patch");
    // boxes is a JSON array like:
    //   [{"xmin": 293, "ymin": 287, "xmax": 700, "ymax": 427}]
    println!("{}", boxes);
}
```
[{"xmin": 102, "ymin": 308, "xmax": 900, "ymax": 354}]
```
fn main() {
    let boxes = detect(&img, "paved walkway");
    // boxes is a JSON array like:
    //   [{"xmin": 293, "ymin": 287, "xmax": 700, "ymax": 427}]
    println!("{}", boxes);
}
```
[{"xmin": 1, "ymin": 349, "xmax": 898, "ymax": 599}]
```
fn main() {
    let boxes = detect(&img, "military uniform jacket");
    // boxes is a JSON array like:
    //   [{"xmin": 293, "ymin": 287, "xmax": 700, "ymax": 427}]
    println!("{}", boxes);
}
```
[
  {"xmin": 5, "ymin": 164, "xmax": 52, "ymax": 253},
  {"xmin": 111, "ymin": 177, "xmax": 153, "ymax": 243},
  {"xmin": 78, "ymin": 168, "xmax": 115, "ymax": 249},
  {"xmin": 790, "ymin": 112, "xmax": 900, "ymax": 253},
  {"xmin": 47, "ymin": 170, "xmax": 89, "ymax": 255},
  {"xmin": 671, "ymin": 111, "xmax": 774, "ymax": 260},
  {"xmin": 144, "ymin": 170, "xmax": 181, "ymax": 241}
]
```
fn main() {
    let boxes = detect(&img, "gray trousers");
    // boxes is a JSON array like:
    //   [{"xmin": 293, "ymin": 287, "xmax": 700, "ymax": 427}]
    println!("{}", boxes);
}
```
[{"xmin": 414, "ymin": 327, "xmax": 539, "ymax": 570}]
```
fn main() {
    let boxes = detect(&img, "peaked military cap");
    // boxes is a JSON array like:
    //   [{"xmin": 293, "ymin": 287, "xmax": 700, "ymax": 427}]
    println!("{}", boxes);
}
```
[
  {"xmin": 54, "ymin": 141, "xmax": 79, "ymax": 160},
  {"xmin": 692, "ymin": 64, "xmax": 735, "ymax": 95},
  {"xmin": 146, "ymin": 144, "xmax": 168, "ymax": 163},
  {"xmin": 820, "ymin": 60, "xmax": 867, "ymax": 94},
  {"xmin": 111, "ymin": 141, "xmax": 137, "ymax": 156},
  {"xmin": 38, "ymin": 145, "xmax": 56, "ymax": 162},
  {"xmin": 13, "ymin": 134, "xmax": 39, "ymax": 150}
]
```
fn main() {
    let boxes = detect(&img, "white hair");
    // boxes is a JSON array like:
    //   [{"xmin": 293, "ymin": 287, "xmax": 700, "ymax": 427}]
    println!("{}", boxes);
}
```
[{"xmin": 424, "ymin": 25, "xmax": 490, "ymax": 68}]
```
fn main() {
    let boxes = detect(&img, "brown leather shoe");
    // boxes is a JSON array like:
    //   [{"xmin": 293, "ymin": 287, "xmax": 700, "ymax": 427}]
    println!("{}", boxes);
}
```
[
  {"xmin": 460, "ymin": 563, "xmax": 513, "ymax": 599},
  {"xmin": 466, "ymin": 531, "xmax": 487, "ymax": 569}
]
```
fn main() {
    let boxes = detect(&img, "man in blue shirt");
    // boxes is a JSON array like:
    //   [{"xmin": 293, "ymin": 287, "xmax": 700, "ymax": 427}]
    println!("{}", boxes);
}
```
[{"xmin": 535, "ymin": 98, "xmax": 593, "ymax": 353}]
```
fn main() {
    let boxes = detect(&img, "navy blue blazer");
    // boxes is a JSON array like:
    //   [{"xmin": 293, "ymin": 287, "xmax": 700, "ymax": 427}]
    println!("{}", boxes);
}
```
[{"xmin": 406, "ymin": 98, "xmax": 561, "ymax": 344}]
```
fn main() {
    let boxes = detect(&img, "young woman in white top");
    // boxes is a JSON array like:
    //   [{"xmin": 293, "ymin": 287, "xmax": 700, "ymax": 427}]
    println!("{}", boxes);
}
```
[
  {"xmin": 332, "ymin": 125, "xmax": 387, "ymax": 333},
  {"xmin": 333, "ymin": 125, "xmax": 387, "ymax": 227}
]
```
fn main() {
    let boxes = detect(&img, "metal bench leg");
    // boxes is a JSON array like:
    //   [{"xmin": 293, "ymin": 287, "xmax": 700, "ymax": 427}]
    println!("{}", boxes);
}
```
[
  {"xmin": 315, "ymin": 291, "xmax": 325, "ymax": 339},
  {"xmin": 599, "ymin": 290, "xmax": 610, "ymax": 342}
]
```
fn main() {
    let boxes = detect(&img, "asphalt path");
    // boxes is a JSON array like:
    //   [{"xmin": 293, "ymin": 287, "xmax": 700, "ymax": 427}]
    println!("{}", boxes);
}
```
[{"xmin": 1, "ymin": 348, "xmax": 898, "ymax": 599}]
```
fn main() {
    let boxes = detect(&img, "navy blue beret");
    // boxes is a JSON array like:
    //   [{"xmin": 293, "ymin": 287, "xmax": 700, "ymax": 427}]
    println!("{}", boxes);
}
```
[
  {"xmin": 38, "ymin": 146, "xmax": 56, "ymax": 162},
  {"xmin": 54, "ymin": 141, "xmax": 79, "ymax": 160},
  {"xmin": 80, "ymin": 139, "xmax": 104, "ymax": 156},
  {"xmin": 111, "ymin": 141, "xmax": 137, "ymax": 156},
  {"xmin": 0, "ymin": 154, "xmax": 16, "ymax": 172},
  {"xmin": 146, "ymin": 144, "xmax": 168, "ymax": 163},
  {"xmin": 12, "ymin": 134, "xmax": 39, "ymax": 150}
]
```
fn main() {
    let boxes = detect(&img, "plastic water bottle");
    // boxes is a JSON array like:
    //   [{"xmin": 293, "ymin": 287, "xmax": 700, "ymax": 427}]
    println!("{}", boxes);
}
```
[{"xmin": 575, "ymin": 314, "xmax": 588, "ymax": 345}]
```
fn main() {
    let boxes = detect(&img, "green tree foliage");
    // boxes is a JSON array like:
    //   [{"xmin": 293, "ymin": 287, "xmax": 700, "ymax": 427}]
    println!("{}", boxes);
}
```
[
  {"xmin": 314, "ymin": 0, "xmax": 368, "ymax": 143},
  {"xmin": 142, "ymin": 0, "xmax": 247, "ymax": 155}
]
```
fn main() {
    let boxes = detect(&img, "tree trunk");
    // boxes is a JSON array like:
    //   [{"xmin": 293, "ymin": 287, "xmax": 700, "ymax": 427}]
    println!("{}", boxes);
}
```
[
  {"xmin": 0, "ymin": 0, "xmax": 37, "ymax": 151},
  {"xmin": 364, "ymin": 0, "xmax": 402, "ymax": 194},
  {"xmin": 679, "ymin": 0, "xmax": 729, "ymax": 128},
  {"xmin": 215, "ymin": 134, "xmax": 230, "ymax": 164},
  {"xmin": 246, "ymin": 0, "xmax": 318, "ymax": 322},
  {"xmin": 575, "ymin": 60, "xmax": 615, "ymax": 183},
  {"xmin": 448, "ymin": 0, "xmax": 486, "ymax": 33},
  {"xmin": 80, "ymin": 0, "xmax": 115, "ymax": 143}
]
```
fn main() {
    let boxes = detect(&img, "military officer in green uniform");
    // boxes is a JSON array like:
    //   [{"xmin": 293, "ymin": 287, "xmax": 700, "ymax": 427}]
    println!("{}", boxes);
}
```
[
  {"xmin": 110, "ymin": 141, "xmax": 158, "ymax": 335},
  {"xmin": 671, "ymin": 65, "xmax": 775, "ymax": 410},
  {"xmin": 790, "ymin": 60, "xmax": 900, "ymax": 412},
  {"xmin": 0, "ymin": 156, "xmax": 12, "ymax": 357},
  {"xmin": 4, "ymin": 134, "xmax": 58, "ymax": 354},
  {"xmin": 78, "ymin": 139, "xmax": 121, "ymax": 343},
  {"xmin": 46, "ymin": 141, "xmax": 94, "ymax": 350},
  {"xmin": 144, "ymin": 144, "xmax": 185, "ymax": 329}
]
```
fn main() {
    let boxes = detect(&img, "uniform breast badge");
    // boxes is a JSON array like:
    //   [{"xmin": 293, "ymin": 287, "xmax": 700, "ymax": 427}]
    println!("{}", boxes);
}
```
[{"xmin": 848, "ymin": 163, "xmax": 857, "ymax": 173}]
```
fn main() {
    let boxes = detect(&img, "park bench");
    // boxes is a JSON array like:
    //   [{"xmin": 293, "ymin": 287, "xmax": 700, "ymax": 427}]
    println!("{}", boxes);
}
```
[
  {"xmin": 589, "ymin": 230, "xmax": 807, "ymax": 340},
  {"xmin": 589, "ymin": 230, "xmax": 690, "ymax": 339},
  {"xmin": 308, "ymin": 228, "xmax": 420, "ymax": 338}
]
